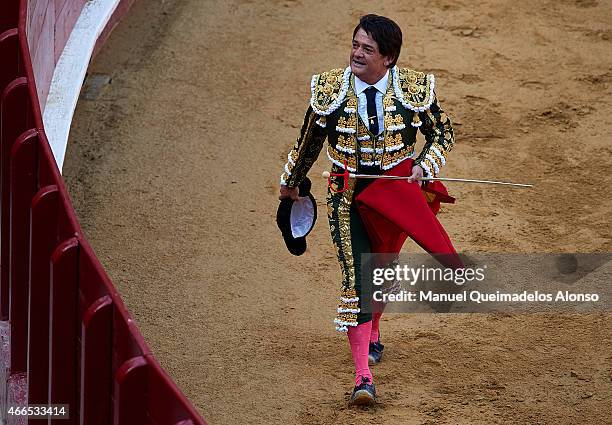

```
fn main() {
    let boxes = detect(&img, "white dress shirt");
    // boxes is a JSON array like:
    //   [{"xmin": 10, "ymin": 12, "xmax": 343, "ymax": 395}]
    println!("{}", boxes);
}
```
[{"xmin": 353, "ymin": 70, "xmax": 389, "ymax": 135}]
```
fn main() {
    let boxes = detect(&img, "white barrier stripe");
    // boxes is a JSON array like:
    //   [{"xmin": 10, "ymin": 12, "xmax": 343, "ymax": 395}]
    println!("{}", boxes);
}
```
[{"xmin": 42, "ymin": 0, "xmax": 121, "ymax": 173}]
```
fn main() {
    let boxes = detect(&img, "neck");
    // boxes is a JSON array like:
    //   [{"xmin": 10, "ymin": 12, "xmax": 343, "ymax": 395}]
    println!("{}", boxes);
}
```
[{"xmin": 359, "ymin": 69, "xmax": 388, "ymax": 85}]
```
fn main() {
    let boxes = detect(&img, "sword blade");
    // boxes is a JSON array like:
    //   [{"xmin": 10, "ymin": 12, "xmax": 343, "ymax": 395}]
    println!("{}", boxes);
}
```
[{"xmin": 348, "ymin": 173, "xmax": 533, "ymax": 188}]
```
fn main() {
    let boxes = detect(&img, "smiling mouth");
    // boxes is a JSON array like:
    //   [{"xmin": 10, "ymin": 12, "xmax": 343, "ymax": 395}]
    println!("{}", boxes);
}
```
[{"xmin": 352, "ymin": 60, "xmax": 366, "ymax": 66}]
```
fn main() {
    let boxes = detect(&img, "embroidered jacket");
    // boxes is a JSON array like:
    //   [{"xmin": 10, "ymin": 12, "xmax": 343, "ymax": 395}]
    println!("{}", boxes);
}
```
[{"xmin": 280, "ymin": 66, "xmax": 454, "ymax": 187}]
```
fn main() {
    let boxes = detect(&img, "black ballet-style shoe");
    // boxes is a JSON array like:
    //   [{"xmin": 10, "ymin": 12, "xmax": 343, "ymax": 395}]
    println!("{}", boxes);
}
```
[
  {"xmin": 368, "ymin": 340, "xmax": 384, "ymax": 365},
  {"xmin": 349, "ymin": 376, "xmax": 377, "ymax": 406}
]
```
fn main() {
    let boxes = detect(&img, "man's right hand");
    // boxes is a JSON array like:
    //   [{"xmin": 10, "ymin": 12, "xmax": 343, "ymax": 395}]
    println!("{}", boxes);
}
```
[{"xmin": 279, "ymin": 185, "xmax": 299, "ymax": 201}]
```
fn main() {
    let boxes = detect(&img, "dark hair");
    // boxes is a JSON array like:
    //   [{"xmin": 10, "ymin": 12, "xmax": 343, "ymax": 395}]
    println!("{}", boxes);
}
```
[{"xmin": 353, "ymin": 14, "xmax": 402, "ymax": 68}]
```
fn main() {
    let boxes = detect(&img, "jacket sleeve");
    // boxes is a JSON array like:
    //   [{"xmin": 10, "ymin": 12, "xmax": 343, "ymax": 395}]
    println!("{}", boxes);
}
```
[
  {"xmin": 414, "ymin": 92, "xmax": 454, "ymax": 178},
  {"xmin": 280, "ymin": 105, "xmax": 327, "ymax": 187}
]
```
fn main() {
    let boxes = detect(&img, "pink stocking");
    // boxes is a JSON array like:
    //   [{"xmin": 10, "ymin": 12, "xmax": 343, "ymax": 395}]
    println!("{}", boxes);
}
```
[
  {"xmin": 370, "ymin": 312, "xmax": 382, "ymax": 343},
  {"xmin": 347, "ymin": 321, "xmax": 373, "ymax": 385}
]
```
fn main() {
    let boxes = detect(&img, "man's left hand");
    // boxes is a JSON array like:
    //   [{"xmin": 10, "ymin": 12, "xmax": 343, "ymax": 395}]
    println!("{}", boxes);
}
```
[{"xmin": 407, "ymin": 164, "xmax": 424, "ymax": 184}]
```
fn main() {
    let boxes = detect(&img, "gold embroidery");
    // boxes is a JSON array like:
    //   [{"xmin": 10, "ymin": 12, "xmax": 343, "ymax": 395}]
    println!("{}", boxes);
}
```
[
  {"xmin": 381, "ymin": 146, "xmax": 415, "ymax": 168},
  {"xmin": 333, "ymin": 179, "xmax": 359, "ymax": 329},
  {"xmin": 336, "ymin": 312, "xmax": 358, "ymax": 326},
  {"xmin": 385, "ymin": 133, "xmax": 404, "ymax": 150},
  {"xmin": 422, "ymin": 157, "xmax": 435, "ymax": 175},
  {"xmin": 400, "ymin": 68, "xmax": 425, "ymax": 85},
  {"xmin": 360, "ymin": 152, "xmax": 375, "ymax": 162},
  {"xmin": 342, "ymin": 288, "xmax": 357, "ymax": 298},
  {"xmin": 336, "ymin": 114, "xmax": 356, "ymax": 132},
  {"xmin": 385, "ymin": 113, "xmax": 405, "ymax": 128},
  {"xmin": 408, "ymin": 84, "xmax": 420, "ymax": 94},
  {"xmin": 356, "ymin": 121, "xmax": 369, "ymax": 136},
  {"xmin": 398, "ymin": 68, "xmax": 434, "ymax": 109},
  {"xmin": 294, "ymin": 113, "xmax": 316, "ymax": 159},
  {"xmin": 328, "ymin": 146, "xmax": 357, "ymax": 170},
  {"xmin": 337, "ymin": 134, "xmax": 356, "ymax": 152},
  {"xmin": 312, "ymin": 68, "xmax": 346, "ymax": 113},
  {"xmin": 432, "ymin": 142, "xmax": 449, "ymax": 159},
  {"xmin": 337, "ymin": 179, "xmax": 356, "ymax": 291},
  {"xmin": 412, "ymin": 113, "xmax": 422, "ymax": 127},
  {"xmin": 361, "ymin": 140, "xmax": 375, "ymax": 150}
]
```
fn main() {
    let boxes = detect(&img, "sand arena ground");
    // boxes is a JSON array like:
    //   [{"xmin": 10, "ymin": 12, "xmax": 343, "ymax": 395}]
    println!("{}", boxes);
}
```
[{"xmin": 63, "ymin": 0, "xmax": 611, "ymax": 423}]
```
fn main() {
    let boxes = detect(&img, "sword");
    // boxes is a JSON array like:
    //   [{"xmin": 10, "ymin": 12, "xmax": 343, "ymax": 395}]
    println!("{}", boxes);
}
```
[{"xmin": 321, "ymin": 171, "xmax": 533, "ymax": 188}]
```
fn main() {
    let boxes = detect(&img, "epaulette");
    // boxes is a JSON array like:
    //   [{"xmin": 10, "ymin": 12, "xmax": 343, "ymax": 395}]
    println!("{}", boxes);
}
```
[
  {"xmin": 392, "ymin": 67, "xmax": 436, "ymax": 112},
  {"xmin": 310, "ymin": 67, "xmax": 352, "ymax": 116}
]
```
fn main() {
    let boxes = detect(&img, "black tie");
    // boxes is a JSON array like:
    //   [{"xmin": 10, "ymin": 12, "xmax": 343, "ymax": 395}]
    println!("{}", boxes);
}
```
[{"xmin": 364, "ymin": 86, "xmax": 379, "ymax": 135}]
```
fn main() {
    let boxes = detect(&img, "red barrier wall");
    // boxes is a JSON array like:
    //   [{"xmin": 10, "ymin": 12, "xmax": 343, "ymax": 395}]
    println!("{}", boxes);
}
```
[
  {"xmin": 0, "ymin": 1, "xmax": 206, "ymax": 423},
  {"xmin": 25, "ymin": 0, "xmax": 86, "ymax": 113}
]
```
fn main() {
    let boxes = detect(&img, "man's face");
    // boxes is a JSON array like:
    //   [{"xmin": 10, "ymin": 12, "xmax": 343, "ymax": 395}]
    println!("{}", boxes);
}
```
[{"xmin": 350, "ymin": 28, "xmax": 392, "ymax": 84}]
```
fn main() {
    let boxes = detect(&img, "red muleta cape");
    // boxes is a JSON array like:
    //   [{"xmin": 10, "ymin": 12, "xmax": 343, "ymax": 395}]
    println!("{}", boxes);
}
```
[{"xmin": 354, "ymin": 159, "xmax": 463, "ymax": 269}]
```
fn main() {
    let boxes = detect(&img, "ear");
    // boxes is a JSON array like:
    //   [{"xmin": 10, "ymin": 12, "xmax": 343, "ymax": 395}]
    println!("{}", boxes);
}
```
[{"xmin": 383, "ymin": 56, "xmax": 393, "ymax": 67}]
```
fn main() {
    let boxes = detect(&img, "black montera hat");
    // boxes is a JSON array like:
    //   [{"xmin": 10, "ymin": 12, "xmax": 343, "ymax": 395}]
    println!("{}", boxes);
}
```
[{"xmin": 276, "ymin": 177, "xmax": 317, "ymax": 256}]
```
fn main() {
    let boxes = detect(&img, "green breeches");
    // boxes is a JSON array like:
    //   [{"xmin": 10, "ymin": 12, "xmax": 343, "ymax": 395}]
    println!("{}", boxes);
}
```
[{"xmin": 327, "ymin": 179, "xmax": 373, "ymax": 329}]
